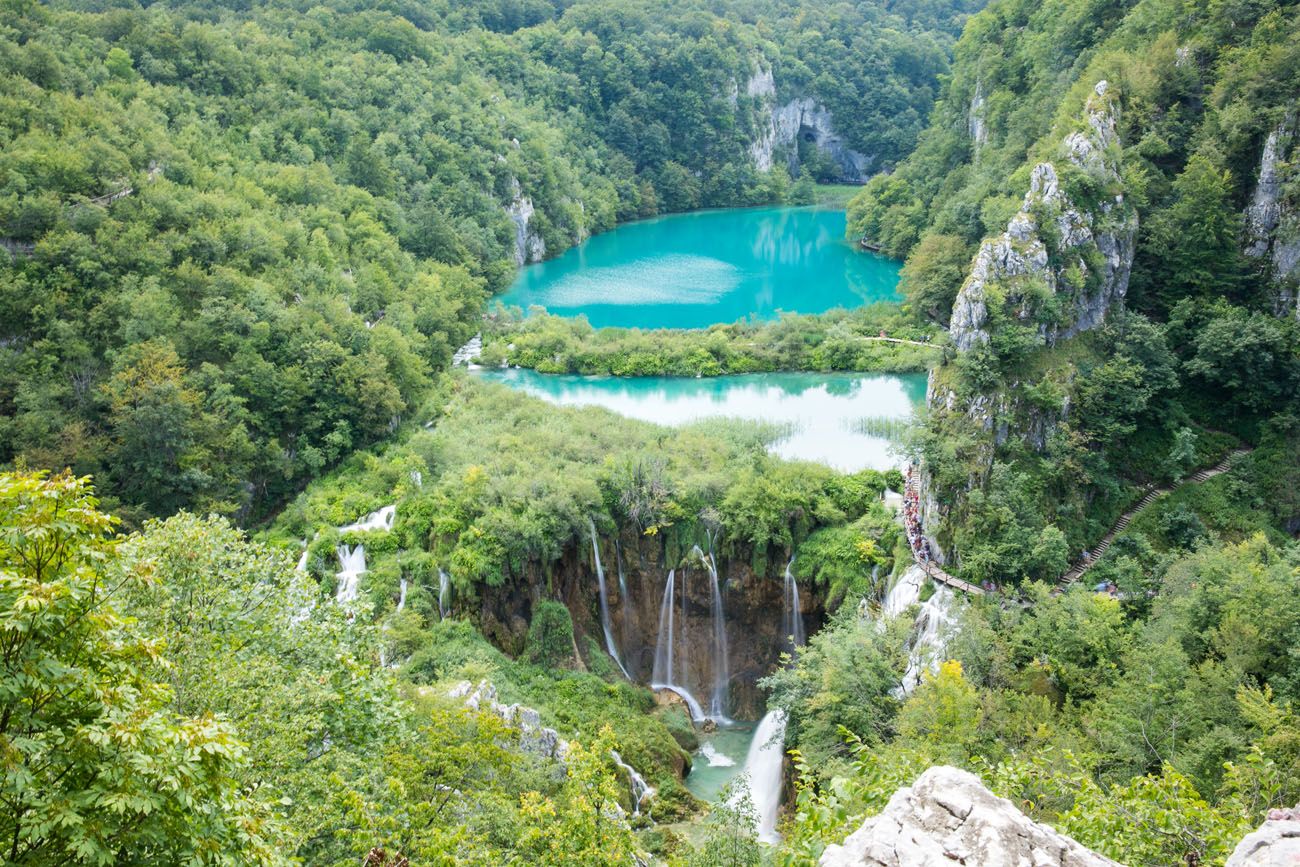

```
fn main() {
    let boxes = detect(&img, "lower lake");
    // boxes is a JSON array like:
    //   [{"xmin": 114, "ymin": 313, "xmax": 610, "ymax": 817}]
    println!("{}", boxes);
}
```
[{"xmin": 478, "ymin": 368, "xmax": 926, "ymax": 471}]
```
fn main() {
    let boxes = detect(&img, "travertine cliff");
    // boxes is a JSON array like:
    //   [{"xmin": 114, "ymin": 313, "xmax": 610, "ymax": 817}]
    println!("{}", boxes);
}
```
[
  {"xmin": 747, "ymin": 67, "xmax": 874, "ymax": 183},
  {"xmin": 948, "ymin": 81, "xmax": 1136, "ymax": 352},
  {"xmin": 1244, "ymin": 114, "xmax": 1300, "ymax": 314}
]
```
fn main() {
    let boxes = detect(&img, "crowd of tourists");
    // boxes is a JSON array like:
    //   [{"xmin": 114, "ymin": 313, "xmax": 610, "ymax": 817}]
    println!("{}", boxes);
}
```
[{"xmin": 902, "ymin": 466, "xmax": 931, "ymax": 564}]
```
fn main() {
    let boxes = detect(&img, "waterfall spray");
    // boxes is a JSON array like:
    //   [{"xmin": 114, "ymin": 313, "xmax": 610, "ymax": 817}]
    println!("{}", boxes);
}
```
[{"xmin": 588, "ymin": 518, "xmax": 630, "ymax": 678}]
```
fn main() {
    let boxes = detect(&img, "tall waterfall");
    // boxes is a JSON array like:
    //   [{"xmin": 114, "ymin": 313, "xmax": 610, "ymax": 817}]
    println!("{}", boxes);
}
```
[
  {"xmin": 335, "ymin": 544, "xmax": 366, "ymax": 603},
  {"xmin": 588, "ymin": 518, "xmax": 630, "ymax": 678},
  {"xmin": 610, "ymin": 749, "xmax": 655, "ymax": 815},
  {"xmin": 733, "ymin": 709, "xmax": 788, "ymax": 844},
  {"xmin": 650, "ymin": 569, "xmax": 706, "ymax": 721},
  {"xmin": 693, "ymin": 544, "xmax": 731, "ymax": 721},
  {"xmin": 781, "ymin": 558, "xmax": 806, "ymax": 651},
  {"xmin": 438, "ymin": 569, "xmax": 450, "ymax": 619},
  {"xmin": 615, "ymin": 537, "xmax": 633, "ymax": 672}
]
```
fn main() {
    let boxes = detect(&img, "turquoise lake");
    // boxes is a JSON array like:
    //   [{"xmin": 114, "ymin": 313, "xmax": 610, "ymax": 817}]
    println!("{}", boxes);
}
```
[
  {"xmin": 479, "ymin": 369, "xmax": 927, "ymax": 471},
  {"xmin": 494, "ymin": 206, "xmax": 901, "ymax": 329}
]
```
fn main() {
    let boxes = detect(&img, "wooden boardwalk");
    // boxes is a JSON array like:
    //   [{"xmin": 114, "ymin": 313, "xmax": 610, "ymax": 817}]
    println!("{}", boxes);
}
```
[
  {"xmin": 903, "ymin": 472, "xmax": 983, "ymax": 595},
  {"xmin": 1059, "ymin": 447, "xmax": 1251, "ymax": 585}
]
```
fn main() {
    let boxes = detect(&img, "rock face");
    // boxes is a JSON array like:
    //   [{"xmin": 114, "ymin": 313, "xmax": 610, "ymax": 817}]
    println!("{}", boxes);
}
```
[
  {"xmin": 1226, "ymin": 805, "xmax": 1300, "ymax": 867},
  {"xmin": 448, "ymin": 679, "xmax": 569, "ymax": 762},
  {"xmin": 477, "ymin": 526, "xmax": 825, "ymax": 720},
  {"xmin": 948, "ymin": 81, "xmax": 1137, "ymax": 352},
  {"xmin": 747, "ymin": 66, "xmax": 874, "ymax": 183},
  {"xmin": 1244, "ymin": 114, "xmax": 1300, "ymax": 314},
  {"xmin": 506, "ymin": 177, "xmax": 545, "ymax": 266},
  {"xmin": 819, "ymin": 766, "xmax": 1120, "ymax": 867}
]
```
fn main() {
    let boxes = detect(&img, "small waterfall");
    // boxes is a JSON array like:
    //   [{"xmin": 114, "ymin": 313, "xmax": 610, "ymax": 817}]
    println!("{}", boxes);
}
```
[
  {"xmin": 339, "ymin": 504, "xmax": 395, "ymax": 534},
  {"xmin": 733, "ymin": 709, "xmax": 787, "ymax": 844},
  {"xmin": 692, "ymin": 544, "xmax": 731, "ymax": 722},
  {"xmin": 438, "ymin": 569, "xmax": 450, "ymax": 619},
  {"xmin": 296, "ymin": 547, "xmax": 309, "ymax": 573},
  {"xmin": 650, "ymin": 569, "xmax": 706, "ymax": 721},
  {"xmin": 781, "ymin": 558, "xmax": 806, "ymax": 652},
  {"xmin": 610, "ymin": 750, "xmax": 655, "ymax": 815},
  {"xmin": 588, "ymin": 518, "xmax": 630, "ymax": 678},
  {"xmin": 900, "ymin": 585, "xmax": 956, "ymax": 694},
  {"xmin": 881, "ymin": 565, "xmax": 924, "ymax": 618},
  {"xmin": 396, "ymin": 578, "xmax": 408, "ymax": 613},
  {"xmin": 335, "ymin": 544, "xmax": 366, "ymax": 604}
]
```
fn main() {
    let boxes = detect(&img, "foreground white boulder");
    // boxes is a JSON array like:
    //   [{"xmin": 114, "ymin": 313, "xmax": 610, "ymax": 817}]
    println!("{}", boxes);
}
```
[
  {"xmin": 1226, "ymin": 804, "xmax": 1300, "ymax": 866},
  {"xmin": 819, "ymin": 766, "xmax": 1118, "ymax": 867}
]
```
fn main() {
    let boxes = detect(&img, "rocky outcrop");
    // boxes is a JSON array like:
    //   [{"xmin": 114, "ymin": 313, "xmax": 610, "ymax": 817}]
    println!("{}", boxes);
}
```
[
  {"xmin": 1226, "ymin": 804, "xmax": 1300, "ymax": 867},
  {"xmin": 1244, "ymin": 115, "xmax": 1300, "ymax": 314},
  {"xmin": 506, "ymin": 178, "xmax": 545, "ymax": 266},
  {"xmin": 747, "ymin": 66, "xmax": 874, "ymax": 183},
  {"xmin": 948, "ymin": 81, "xmax": 1136, "ymax": 352},
  {"xmin": 448, "ymin": 679, "xmax": 569, "ymax": 762},
  {"xmin": 819, "ymin": 766, "xmax": 1119, "ymax": 867}
]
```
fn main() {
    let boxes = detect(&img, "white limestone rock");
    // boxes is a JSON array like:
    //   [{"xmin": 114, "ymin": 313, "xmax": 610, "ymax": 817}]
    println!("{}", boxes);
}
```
[
  {"xmin": 747, "ymin": 65, "xmax": 873, "ymax": 182},
  {"xmin": 505, "ymin": 177, "xmax": 546, "ymax": 266},
  {"xmin": 947, "ymin": 80, "xmax": 1136, "ymax": 354},
  {"xmin": 1226, "ymin": 806, "xmax": 1300, "ymax": 867},
  {"xmin": 449, "ymin": 679, "xmax": 568, "ymax": 762},
  {"xmin": 1244, "ymin": 115, "xmax": 1300, "ymax": 313},
  {"xmin": 819, "ymin": 766, "xmax": 1120, "ymax": 867}
]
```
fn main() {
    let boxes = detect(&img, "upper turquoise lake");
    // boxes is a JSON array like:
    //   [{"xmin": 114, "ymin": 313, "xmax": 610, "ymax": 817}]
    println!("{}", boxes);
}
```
[{"xmin": 495, "ymin": 206, "xmax": 901, "ymax": 329}]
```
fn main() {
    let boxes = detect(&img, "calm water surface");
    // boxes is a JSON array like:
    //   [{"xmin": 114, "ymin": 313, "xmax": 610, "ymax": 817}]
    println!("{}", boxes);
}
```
[
  {"xmin": 479, "ymin": 369, "xmax": 926, "ymax": 471},
  {"xmin": 495, "ymin": 207, "xmax": 901, "ymax": 329}
]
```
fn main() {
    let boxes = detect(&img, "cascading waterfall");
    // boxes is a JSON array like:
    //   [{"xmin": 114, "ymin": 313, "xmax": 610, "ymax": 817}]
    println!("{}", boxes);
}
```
[
  {"xmin": 340, "ymin": 504, "xmax": 396, "ymax": 534},
  {"xmin": 900, "ymin": 585, "xmax": 956, "ymax": 694},
  {"xmin": 650, "ymin": 569, "xmax": 706, "ymax": 721},
  {"xmin": 692, "ymin": 543, "xmax": 731, "ymax": 721},
  {"xmin": 438, "ymin": 569, "xmax": 450, "ymax": 619},
  {"xmin": 396, "ymin": 578, "xmax": 408, "ymax": 613},
  {"xmin": 610, "ymin": 750, "xmax": 655, "ymax": 815},
  {"xmin": 588, "ymin": 518, "xmax": 630, "ymax": 678},
  {"xmin": 733, "ymin": 709, "xmax": 788, "ymax": 844},
  {"xmin": 335, "ymin": 544, "xmax": 366, "ymax": 604},
  {"xmin": 700, "ymin": 743, "xmax": 736, "ymax": 767},
  {"xmin": 781, "ymin": 558, "xmax": 806, "ymax": 652},
  {"xmin": 296, "ymin": 548, "xmax": 309, "ymax": 573},
  {"xmin": 880, "ymin": 565, "xmax": 924, "ymax": 617}
]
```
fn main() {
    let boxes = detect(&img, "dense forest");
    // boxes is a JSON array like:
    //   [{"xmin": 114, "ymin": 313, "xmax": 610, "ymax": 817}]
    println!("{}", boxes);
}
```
[
  {"xmin": 5, "ymin": 0, "xmax": 1300, "ymax": 864},
  {"xmin": 0, "ymin": 0, "xmax": 976, "ymax": 525}
]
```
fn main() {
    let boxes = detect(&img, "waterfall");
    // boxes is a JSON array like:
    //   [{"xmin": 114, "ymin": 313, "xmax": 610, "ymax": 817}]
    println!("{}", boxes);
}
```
[
  {"xmin": 438, "ymin": 569, "xmax": 450, "ymax": 619},
  {"xmin": 692, "ymin": 544, "xmax": 731, "ymax": 722},
  {"xmin": 396, "ymin": 578, "xmax": 408, "ymax": 613},
  {"xmin": 880, "ymin": 564, "xmax": 924, "ymax": 618},
  {"xmin": 610, "ymin": 750, "xmax": 655, "ymax": 815},
  {"xmin": 781, "ymin": 558, "xmax": 806, "ymax": 652},
  {"xmin": 650, "ymin": 569, "xmax": 706, "ymax": 721},
  {"xmin": 733, "ymin": 710, "xmax": 787, "ymax": 844},
  {"xmin": 900, "ymin": 585, "xmax": 956, "ymax": 694},
  {"xmin": 296, "ymin": 547, "xmax": 309, "ymax": 573},
  {"xmin": 340, "ymin": 504, "xmax": 395, "ymax": 534},
  {"xmin": 588, "ymin": 518, "xmax": 630, "ymax": 678},
  {"xmin": 615, "ymin": 537, "xmax": 633, "ymax": 672},
  {"xmin": 335, "ymin": 544, "xmax": 366, "ymax": 604}
]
